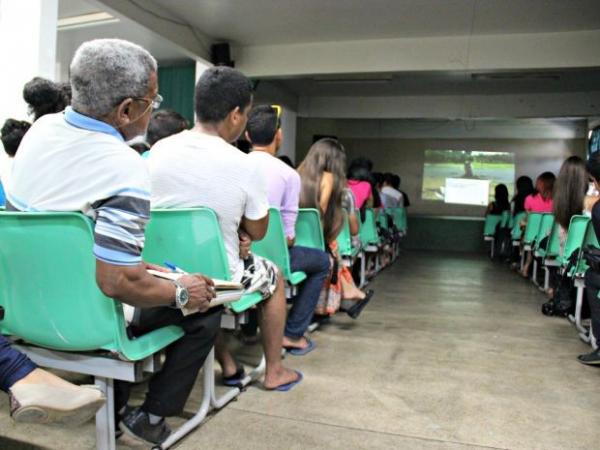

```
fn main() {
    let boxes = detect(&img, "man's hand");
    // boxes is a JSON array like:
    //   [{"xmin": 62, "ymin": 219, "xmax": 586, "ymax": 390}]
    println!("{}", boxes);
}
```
[
  {"xmin": 239, "ymin": 230, "xmax": 252, "ymax": 259},
  {"xmin": 178, "ymin": 274, "xmax": 216, "ymax": 313}
]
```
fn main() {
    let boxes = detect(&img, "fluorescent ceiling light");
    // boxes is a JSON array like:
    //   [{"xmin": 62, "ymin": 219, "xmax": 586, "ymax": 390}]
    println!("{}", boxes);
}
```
[{"xmin": 58, "ymin": 12, "xmax": 119, "ymax": 31}]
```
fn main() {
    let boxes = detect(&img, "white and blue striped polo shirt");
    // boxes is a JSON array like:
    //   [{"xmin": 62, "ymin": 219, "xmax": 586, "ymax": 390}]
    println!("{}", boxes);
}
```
[{"xmin": 6, "ymin": 107, "xmax": 150, "ymax": 266}]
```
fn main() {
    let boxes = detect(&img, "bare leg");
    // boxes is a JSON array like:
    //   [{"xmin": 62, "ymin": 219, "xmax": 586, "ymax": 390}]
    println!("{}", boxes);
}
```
[
  {"xmin": 214, "ymin": 331, "xmax": 239, "ymax": 378},
  {"xmin": 258, "ymin": 275, "xmax": 301, "ymax": 389},
  {"xmin": 521, "ymin": 252, "xmax": 533, "ymax": 277}
]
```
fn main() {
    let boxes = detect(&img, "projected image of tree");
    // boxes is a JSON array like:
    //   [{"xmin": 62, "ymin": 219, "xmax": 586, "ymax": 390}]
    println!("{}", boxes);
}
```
[{"xmin": 422, "ymin": 150, "xmax": 515, "ymax": 205}]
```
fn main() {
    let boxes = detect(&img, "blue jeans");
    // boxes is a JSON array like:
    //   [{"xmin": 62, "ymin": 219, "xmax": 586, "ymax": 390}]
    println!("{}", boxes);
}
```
[
  {"xmin": 286, "ymin": 246, "xmax": 330, "ymax": 338},
  {"xmin": 0, "ymin": 335, "xmax": 37, "ymax": 392}
]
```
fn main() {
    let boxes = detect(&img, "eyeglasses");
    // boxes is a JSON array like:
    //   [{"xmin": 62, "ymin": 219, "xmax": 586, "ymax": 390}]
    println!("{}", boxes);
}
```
[
  {"xmin": 271, "ymin": 104, "xmax": 282, "ymax": 128},
  {"xmin": 135, "ymin": 93, "xmax": 163, "ymax": 111}
]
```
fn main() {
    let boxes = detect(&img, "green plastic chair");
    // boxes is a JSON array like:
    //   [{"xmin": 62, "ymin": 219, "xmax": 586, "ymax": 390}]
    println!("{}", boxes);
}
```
[
  {"xmin": 295, "ymin": 208, "xmax": 326, "ymax": 251},
  {"xmin": 337, "ymin": 211, "xmax": 361, "ymax": 258},
  {"xmin": 143, "ymin": 208, "xmax": 264, "ymax": 314},
  {"xmin": 251, "ymin": 208, "xmax": 307, "ymax": 286},
  {"xmin": 574, "ymin": 219, "xmax": 599, "ymax": 274},
  {"xmin": 510, "ymin": 212, "xmax": 527, "ymax": 241},
  {"xmin": 532, "ymin": 214, "xmax": 554, "ymax": 250},
  {"xmin": 558, "ymin": 215, "xmax": 590, "ymax": 268},
  {"xmin": 483, "ymin": 214, "xmax": 502, "ymax": 237},
  {"xmin": 377, "ymin": 209, "xmax": 391, "ymax": 231},
  {"xmin": 359, "ymin": 208, "xmax": 381, "ymax": 247},
  {"xmin": 390, "ymin": 207, "xmax": 407, "ymax": 234},
  {"xmin": 522, "ymin": 213, "xmax": 544, "ymax": 248},
  {"xmin": 539, "ymin": 221, "xmax": 561, "ymax": 259},
  {"xmin": 0, "ymin": 212, "xmax": 183, "ymax": 361}
]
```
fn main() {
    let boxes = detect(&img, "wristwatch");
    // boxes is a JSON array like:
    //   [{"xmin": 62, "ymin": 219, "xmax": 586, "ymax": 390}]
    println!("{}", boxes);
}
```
[{"xmin": 173, "ymin": 280, "xmax": 189, "ymax": 309}]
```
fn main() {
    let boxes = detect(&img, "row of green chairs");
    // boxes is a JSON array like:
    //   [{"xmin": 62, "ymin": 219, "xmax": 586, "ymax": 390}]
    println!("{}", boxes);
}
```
[{"xmin": 0, "ymin": 208, "xmax": 271, "ymax": 450}]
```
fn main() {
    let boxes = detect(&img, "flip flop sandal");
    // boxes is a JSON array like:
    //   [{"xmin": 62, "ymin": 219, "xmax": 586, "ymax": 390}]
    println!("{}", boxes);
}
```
[
  {"xmin": 270, "ymin": 371, "xmax": 303, "ymax": 392},
  {"xmin": 222, "ymin": 365, "xmax": 246, "ymax": 387},
  {"xmin": 284, "ymin": 338, "xmax": 316, "ymax": 356},
  {"xmin": 347, "ymin": 289, "xmax": 374, "ymax": 319}
]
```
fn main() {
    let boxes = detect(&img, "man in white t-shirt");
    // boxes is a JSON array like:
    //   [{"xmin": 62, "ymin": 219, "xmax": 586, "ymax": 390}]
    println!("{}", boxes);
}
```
[
  {"xmin": 148, "ymin": 67, "xmax": 301, "ymax": 391},
  {"xmin": 381, "ymin": 173, "xmax": 404, "ymax": 208}
]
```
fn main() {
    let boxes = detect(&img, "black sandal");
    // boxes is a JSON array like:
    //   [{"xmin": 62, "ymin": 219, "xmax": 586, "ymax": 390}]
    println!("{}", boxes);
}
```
[{"xmin": 347, "ymin": 289, "xmax": 374, "ymax": 319}]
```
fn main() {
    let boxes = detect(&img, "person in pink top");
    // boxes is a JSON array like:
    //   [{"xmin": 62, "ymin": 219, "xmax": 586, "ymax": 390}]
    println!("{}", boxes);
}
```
[
  {"xmin": 347, "ymin": 157, "xmax": 374, "ymax": 210},
  {"xmin": 520, "ymin": 171, "xmax": 556, "ymax": 277},
  {"xmin": 524, "ymin": 171, "xmax": 556, "ymax": 213}
]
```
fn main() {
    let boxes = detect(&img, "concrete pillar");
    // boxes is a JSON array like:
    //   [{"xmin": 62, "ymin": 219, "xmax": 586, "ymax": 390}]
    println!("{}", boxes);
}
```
[{"xmin": 0, "ymin": 0, "xmax": 58, "ymax": 124}]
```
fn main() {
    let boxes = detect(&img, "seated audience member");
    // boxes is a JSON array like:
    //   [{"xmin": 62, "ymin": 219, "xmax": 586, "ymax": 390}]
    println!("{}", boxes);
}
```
[
  {"xmin": 128, "ymin": 135, "xmax": 150, "ymax": 155},
  {"xmin": 298, "ymin": 139, "xmax": 373, "ymax": 318},
  {"xmin": 381, "ymin": 172, "xmax": 403, "ymax": 208},
  {"xmin": 0, "ymin": 335, "xmax": 105, "ymax": 424},
  {"xmin": 0, "ymin": 119, "xmax": 30, "ymax": 205},
  {"xmin": 511, "ymin": 175, "xmax": 535, "ymax": 216},
  {"xmin": 147, "ymin": 109, "xmax": 188, "ymax": 147},
  {"xmin": 245, "ymin": 105, "xmax": 329, "ymax": 354},
  {"xmin": 553, "ymin": 157, "xmax": 588, "ymax": 254},
  {"xmin": 148, "ymin": 67, "xmax": 301, "ymax": 390},
  {"xmin": 519, "ymin": 171, "xmax": 555, "ymax": 277},
  {"xmin": 578, "ymin": 153, "xmax": 600, "ymax": 365},
  {"xmin": 8, "ymin": 39, "xmax": 219, "ymax": 445},
  {"xmin": 347, "ymin": 157, "xmax": 374, "ymax": 210},
  {"xmin": 486, "ymin": 184, "xmax": 510, "ymax": 215},
  {"xmin": 395, "ymin": 175, "xmax": 410, "ymax": 207},
  {"xmin": 22, "ymin": 77, "xmax": 71, "ymax": 121}
]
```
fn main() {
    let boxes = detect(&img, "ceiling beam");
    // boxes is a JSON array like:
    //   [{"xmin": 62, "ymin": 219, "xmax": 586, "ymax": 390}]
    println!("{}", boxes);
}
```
[{"xmin": 235, "ymin": 30, "xmax": 600, "ymax": 78}]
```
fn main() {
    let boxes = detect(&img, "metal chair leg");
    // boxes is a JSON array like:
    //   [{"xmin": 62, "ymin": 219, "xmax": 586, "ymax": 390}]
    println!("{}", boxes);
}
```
[{"xmin": 94, "ymin": 377, "xmax": 116, "ymax": 450}]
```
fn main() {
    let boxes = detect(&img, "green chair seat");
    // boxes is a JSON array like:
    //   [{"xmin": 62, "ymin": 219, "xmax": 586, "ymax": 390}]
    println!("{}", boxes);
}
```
[
  {"xmin": 337, "ymin": 211, "xmax": 359, "ymax": 257},
  {"xmin": 483, "ymin": 214, "xmax": 502, "ymax": 237},
  {"xmin": 295, "ymin": 208, "xmax": 326, "ymax": 251},
  {"xmin": 144, "ymin": 208, "xmax": 262, "ymax": 314},
  {"xmin": 558, "ymin": 215, "xmax": 590, "ymax": 268},
  {"xmin": 359, "ymin": 208, "xmax": 381, "ymax": 247},
  {"xmin": 252, "ymin": 207, "xmax": 304, "ymax": 286},
  {"xmin": 0, "ymin": 212, "xmax": 183, "ymax": 361},
  {"xmin": 511, "ymin": 212, "xmax": 527, "ymax": 240},
  {"xmin": 289, "ymin": 272, "xmax": 308, "ymax": 285},
  {"xmin": 542, "ymin": 222, "xmax": 561, "ymax": 259}
]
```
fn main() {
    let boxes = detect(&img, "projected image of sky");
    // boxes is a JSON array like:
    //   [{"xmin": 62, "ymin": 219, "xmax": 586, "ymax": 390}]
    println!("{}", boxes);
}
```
[{"xmin": 422, "ymin": 150, "xmax": 515, "ymax": 206}]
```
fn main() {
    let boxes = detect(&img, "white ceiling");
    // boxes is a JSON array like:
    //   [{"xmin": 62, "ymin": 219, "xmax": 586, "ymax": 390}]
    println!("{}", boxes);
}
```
[{"xmin": 152, "ymin": 0, "xmax": 600, "ymax": 45}]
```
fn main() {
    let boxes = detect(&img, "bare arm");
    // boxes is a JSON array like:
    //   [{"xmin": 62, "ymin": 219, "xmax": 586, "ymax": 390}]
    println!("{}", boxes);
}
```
[
  {"xmin": 96, "ymin": 260, "xmax": 215, "ymax": 311},
  {"xmin": 241, "ymin": 213, "xmax": 269, "ymax": 241},
  {"xmin": 348, "ymin": 212, "xmax": 360, "ymax": 236},
  {"xmin": 319, "ymin": 172, "xmax": 334, "ymax": 214}
]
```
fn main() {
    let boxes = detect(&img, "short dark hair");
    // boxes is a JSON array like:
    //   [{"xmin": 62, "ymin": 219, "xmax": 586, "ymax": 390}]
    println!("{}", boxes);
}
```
[
  {"xmin": 392, "ymin": 175, "xmax": 401, "ymax": 189},
  {"xmin": 194, "ymin": 67, "xmax": 252, "ymax": 123},
  {"xmin": 246, "ymin": 105, "xmax": 279, "ymax": 146},
  {"xmin": 383, "ymin": 172, "xmax": 394, "ymax": 185},
  {"xmin": 23, "ymin": 77, "xmax": 71, "ymax": 121},
  {"xmin": 147, "ymin": 109, "xmax": 189, "ymax": 146},
  {"xmin": 1, "ymin": 119, "xmax": 31, "ymax": 157}
]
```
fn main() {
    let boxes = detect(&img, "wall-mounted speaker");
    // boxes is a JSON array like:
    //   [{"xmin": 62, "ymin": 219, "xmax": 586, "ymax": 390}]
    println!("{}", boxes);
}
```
[{"xmin": 210, "ymin": 43, "xmax": 234, "ymax": 67}]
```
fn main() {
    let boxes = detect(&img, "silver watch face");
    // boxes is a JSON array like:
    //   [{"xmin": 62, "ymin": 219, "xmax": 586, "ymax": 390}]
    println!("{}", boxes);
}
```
[{"xmin": 176, "ymin": 283, "xmax": 189, "ymax": 307}]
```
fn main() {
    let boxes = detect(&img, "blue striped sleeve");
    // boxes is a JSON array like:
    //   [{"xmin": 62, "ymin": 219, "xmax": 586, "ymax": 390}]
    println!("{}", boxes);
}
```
[{"xmin": 91, "ymin": 195, "xmax": 150, "ymax": 266}]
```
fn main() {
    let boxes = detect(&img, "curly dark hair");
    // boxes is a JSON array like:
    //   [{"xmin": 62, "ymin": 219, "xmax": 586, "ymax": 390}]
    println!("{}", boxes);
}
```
[
  {"xmin": 1, "ymin": 119, "xmax": 31, "ymax": 157},
  {"xmin": 22, "ymin": 77, "xmax": 71, "ymax": 121}
]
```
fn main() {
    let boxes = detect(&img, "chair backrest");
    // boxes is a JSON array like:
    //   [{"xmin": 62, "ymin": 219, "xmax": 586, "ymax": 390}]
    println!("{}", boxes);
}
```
[
  {"xmin": 378, "ymin": 209, "xmax": 390, "ymax": 230},
  {"xmin": 522, "ymin": 213, "xmax": 544, "ymax": 245},
  {"xmin": 483, "ymin": 214, "xmax": 502, "ymax": 236},
  {"xmin": 391, "ymin": 207, "xmax": 407, "ymax": 233},
  {"xmin": 533, "ymin": 214, "xmax": 554, "ymax": 248},
  {"xmin": 337, "ymin": 210, "xmax": 354, "ymax": 256},
  {"xmin": 559, "ymin": 215, "xmax": 590, "ymax": 267},
  {"xmin": 575, "ymin": 219, "xmax": 600, "ymax": 273},
  {"xmin": 510, "ymin": 212, "xmax": 527, "ymax": 240},
  {"xmin": 544, "ymin": 222, "xmax": 562, "ymax": 258},
  {"xmin": 295, "ymin": 208, "xmax": 326, "ymax": 251},
  {"xmin": 359, "ymin": 208, "xmax": 380, "ymax": 245},
  {"xmin": 0, "ymin": 212, "xmax": 127, "ymax": 352},
  {"xmin": 143, "ymin": 208, "xmax": 231, "ymax": 281},
  {"xmin": 249, "ymin": 207, "xmax": 294, "ymax": 278}
]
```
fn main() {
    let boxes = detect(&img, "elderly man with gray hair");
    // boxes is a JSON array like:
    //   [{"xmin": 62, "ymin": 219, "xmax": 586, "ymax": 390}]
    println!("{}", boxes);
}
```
[{"xmin": 6, "ymin": 39, "xmax": 220, "ymax": 446}]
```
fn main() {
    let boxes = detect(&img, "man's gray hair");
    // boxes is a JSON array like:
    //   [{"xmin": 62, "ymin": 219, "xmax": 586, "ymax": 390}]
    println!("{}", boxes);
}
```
[{"xmin": 70, "ymin": 39, "xmax": 157, "ymax": 118}]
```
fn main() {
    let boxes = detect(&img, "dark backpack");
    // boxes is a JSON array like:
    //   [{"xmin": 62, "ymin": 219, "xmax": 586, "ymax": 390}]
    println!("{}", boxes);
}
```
[{"xmin": 541, "ymin": 249, "xmax": 580, "ymax": 317}]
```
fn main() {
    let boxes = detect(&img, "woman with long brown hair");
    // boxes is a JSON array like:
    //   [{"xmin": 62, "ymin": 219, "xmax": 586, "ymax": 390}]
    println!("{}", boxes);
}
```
[{"xmin": 298, "ymin": 138, "xmax": 373, "ymax": 318}]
